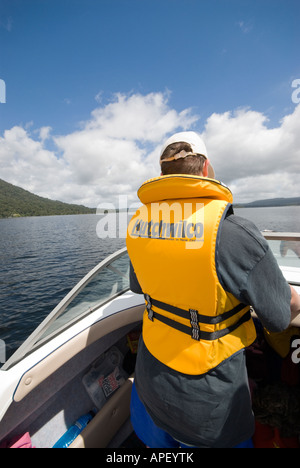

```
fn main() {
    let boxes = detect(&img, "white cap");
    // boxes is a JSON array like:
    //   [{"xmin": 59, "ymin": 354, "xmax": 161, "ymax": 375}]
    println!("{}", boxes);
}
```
[
  {"xmin": 160, "ymin": 131, "xmax": 208, "ymax": 158},
  {"xmin": 160, "ymin": 131, "xmax": 214, "ymax": 178}
]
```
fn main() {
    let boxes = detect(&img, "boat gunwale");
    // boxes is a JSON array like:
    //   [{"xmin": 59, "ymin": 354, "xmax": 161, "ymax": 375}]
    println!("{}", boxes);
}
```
[{"xmin": 2, "ymin": 233, "xmax": 300, "ymax": 371}]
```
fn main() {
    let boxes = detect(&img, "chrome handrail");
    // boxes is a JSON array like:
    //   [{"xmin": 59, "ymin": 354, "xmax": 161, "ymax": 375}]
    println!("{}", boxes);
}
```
[{"xmin": 262, "ymin": 232, "xmax": 300, "ymax": 241}]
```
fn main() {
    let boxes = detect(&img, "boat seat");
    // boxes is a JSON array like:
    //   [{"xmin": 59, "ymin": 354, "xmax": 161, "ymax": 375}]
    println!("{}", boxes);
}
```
[{"xmin": 69, "ymin": 375, "xmax": 134, "ymax": 448}]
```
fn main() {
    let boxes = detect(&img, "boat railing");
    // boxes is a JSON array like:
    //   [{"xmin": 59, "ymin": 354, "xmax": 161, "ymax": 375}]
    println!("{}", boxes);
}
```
[{"xmin": 262, "ymin": 232, "xmax": 300, "ymax": 241}]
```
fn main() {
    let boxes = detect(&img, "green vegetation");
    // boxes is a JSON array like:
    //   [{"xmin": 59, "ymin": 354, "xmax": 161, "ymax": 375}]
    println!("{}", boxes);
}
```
[
  {"xmin": 0, "ymin": 178, "xmax": 95, "ymax": 218},
  {"xmin": 234, "ymin": 197, "xmax": 300, "ymax": 208}
]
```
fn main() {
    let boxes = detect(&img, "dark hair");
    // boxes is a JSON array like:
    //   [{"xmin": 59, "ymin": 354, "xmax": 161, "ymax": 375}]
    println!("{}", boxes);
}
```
[{"xmin": 160, "ymin": 142, "xmax": 206, "ymax": 175}]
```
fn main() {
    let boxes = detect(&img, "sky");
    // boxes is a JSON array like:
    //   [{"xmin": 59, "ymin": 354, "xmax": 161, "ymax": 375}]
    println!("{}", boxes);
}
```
[{"xmin": 0, "ymin": 0, "xmax": 299, "ymax": 207}]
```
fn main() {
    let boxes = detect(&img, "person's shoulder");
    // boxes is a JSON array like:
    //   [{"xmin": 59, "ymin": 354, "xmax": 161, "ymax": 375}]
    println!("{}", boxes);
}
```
[
  {"xmin": 222, "ymin": 214, "xmax": 269, "ymax": 253},
  {"xmin": 224, "ymin": 213, "xmax": 263, "ymax": 236}
]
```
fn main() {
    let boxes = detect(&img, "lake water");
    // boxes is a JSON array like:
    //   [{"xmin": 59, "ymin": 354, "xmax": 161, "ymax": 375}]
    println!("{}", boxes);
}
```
[{"xmin": 0, "ymin": 205, "xmax": 300, "ymax": 362}]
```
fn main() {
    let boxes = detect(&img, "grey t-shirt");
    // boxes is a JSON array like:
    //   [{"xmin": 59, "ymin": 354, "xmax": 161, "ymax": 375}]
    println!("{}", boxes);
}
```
[{"xmin": 129, "ymin": 214, "xmax": 291, "ymax": 447}]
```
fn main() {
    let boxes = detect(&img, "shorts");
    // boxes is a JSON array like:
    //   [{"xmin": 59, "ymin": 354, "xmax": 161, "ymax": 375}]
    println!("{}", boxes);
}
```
[{"xmin": 130, "ymin": 382, "xmax": 253, "ymax": 448}]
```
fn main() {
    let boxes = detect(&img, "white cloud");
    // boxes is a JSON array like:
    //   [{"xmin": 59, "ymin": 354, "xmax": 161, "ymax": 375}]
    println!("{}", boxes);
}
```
[
  {"xmin": 95, "ymin": 91, "xmax": 103, "ymax": 104},
  {"xmin": 0, "ymin": 16, "xmax": 13, "ymax": 32},
  {"xmin": 0, "ymin": 126, "xmax": 70, "ymax": 198},
  {"xmin": 0, "ymin": 92, "xmax": 197, "ymax": 206},
  {"xmin": 54, "ymin": 92, "xmax": 198, "ymax": 205},
  {"xmin": 202, "ymin": 104, "xmax": 300, "ymax": 202},
  {"xmin": 84, "ymin": 92, "xmax": 197, "ymax": 141},
  {"xmin": 38, "ymin": 126, "xmax": 52, "ymax": 142},
  {"xmin": 229, "ymin": 172, "xmax": 300, "ymax": 203},
  {"xmin": 0, "ymin": 92, "xmax": 299, "ymax": 207},
  {"xmin": 237, "ymin": 20, "xmax": 253, "ymax": 34}
]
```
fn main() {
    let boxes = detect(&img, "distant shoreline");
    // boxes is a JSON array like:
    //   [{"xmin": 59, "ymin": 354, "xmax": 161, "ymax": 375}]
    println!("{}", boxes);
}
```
[
  {"xmin": 0, "ymin": 212, "xmax": 96, "ymax": 220},
  {"xmin": 234, "ymin": 197, "xmax": 300, "ymax": 208},
  {"xmin": 1, "ymin": 177, "xmax": 299, "ymax": 218}
]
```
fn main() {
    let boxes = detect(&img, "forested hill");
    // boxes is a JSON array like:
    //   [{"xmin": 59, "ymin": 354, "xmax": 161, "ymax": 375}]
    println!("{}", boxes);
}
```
[
  {"xmin": 234, "ymin": 197, "xmax": 300, "ymax": 208},
  {"xmin": 0, "ymin": 178, "xmax": 95, "ymax": 218}
]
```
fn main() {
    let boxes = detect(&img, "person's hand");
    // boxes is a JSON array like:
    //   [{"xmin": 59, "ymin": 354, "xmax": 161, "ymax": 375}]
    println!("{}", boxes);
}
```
[{"xmin": 290, "ymin": 286, "xmax": 300, "ymax": 327}]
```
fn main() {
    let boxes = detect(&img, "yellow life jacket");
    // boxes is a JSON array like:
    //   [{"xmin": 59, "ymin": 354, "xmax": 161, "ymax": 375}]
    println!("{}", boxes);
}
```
[
  {"xmin": 126, "ymin": 175, "xmax": 256, "ymax": 375},
  {"xmin": 264, "ymin": 327, "xmax": 300, "ymax": 358}
]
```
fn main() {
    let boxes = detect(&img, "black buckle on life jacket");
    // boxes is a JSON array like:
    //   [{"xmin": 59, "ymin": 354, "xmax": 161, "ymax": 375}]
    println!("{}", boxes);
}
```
[
  {"xmin": 145, "ymin": 294, "xmax": 154, "ymax": 321},
  {"xmin": 189, "ymin": 309, "xmax": 200, "ymax": 341}
]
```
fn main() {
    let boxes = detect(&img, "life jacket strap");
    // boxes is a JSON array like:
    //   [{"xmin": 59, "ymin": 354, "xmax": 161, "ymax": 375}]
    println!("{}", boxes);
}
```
[
  {"xmin": 190, "ymin": 309, "xmax": 201, "ymax": 341},
  {"xmin": 144, "ymin": 294, "xmax": 250, "ymax": 341},
  {"xmin": 144, "ymin": 294, "xmax": 154, "ymax": 321}
]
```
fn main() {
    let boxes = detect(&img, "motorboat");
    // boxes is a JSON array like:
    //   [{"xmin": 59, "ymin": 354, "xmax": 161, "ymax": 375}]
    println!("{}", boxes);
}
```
[{"xmin": 0, "ymin": 232, "xmax": 299, "ymax": 448}]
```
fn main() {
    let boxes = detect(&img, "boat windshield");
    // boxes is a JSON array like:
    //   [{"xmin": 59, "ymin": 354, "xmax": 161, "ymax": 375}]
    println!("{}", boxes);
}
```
[
  {"xmin": 2, "ymin": 247, "xmax": 130, "ymax": 370},
  {"xmin": 263, "ymin": 233, "xmax": 300, "ymax": 286}
]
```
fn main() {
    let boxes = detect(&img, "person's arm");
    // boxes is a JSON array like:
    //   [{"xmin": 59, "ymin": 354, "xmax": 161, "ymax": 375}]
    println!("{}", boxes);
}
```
[
  {"xmin": 218, "ymin": 215, "xmax": 292, "ymax": 333},
  {"xmin": 289, "ymin": 285, "xmax": 300, "ymax": 326}
]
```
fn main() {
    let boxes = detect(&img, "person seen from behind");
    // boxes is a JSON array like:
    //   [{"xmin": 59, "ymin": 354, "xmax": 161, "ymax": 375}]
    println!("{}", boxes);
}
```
[{"xmin": 126, "ymin": 131, "xmax": 300, "ymax": 448}]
